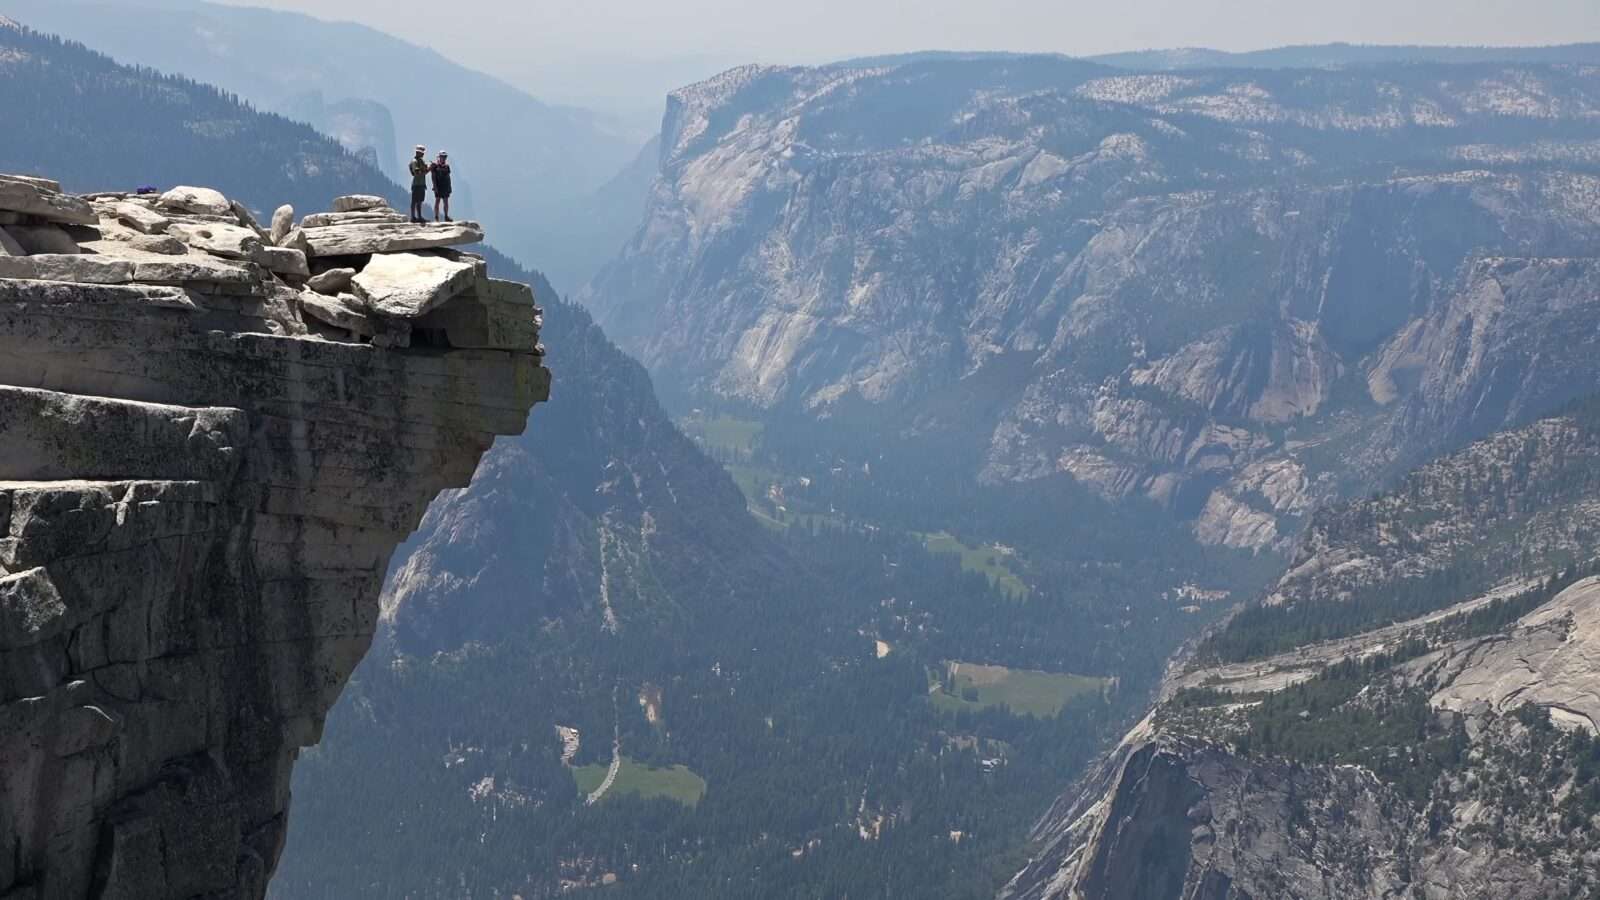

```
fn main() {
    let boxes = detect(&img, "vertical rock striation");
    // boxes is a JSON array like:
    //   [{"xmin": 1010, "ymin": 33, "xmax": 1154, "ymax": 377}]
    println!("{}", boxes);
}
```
[{"xmin": 0, "ymin": 176, "xmax": 548, "ymax": 899}]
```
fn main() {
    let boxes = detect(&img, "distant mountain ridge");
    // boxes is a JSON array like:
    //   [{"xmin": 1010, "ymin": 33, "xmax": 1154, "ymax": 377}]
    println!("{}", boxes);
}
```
[
  {"xmin": 0, "ymin": 0, "xmax": 644, "ymax": 289},
  {"xmin": 0, "ymin": 20, "xmax": 396, "ymax": 213},
  {"xmin": 830, "ymin": 42, "xmax": 1600, "ymax": 74},
  {"xmin": 1089, "ymin": 41, "xmax": 1600, "ymax": 70},
  {"xmin": 585, "ymin": 54, "xmax": 1600, "ymax": 553}
]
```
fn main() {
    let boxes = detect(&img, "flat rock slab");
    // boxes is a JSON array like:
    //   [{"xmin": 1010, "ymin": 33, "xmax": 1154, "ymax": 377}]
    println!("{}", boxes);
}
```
[
  {"xmin": 300, "ymin": 291, "xmax": 377, "ymax": 334},
  {"xmin": 167, "ymin": 223, "xmax": 262, "ymax": 260},
  {"xmin": 351, "ymin": 252, "xmax": 478, "ymax": 317},
  {"xmin": 112, "ymin": 202, "xmax": 170, "ymax": 235},
  {"xmin": 0, "ymin": 277, "xmax": 199, "ymax": 310},
  {"xmin": 0, "ymin": 255, "xmax": 136, "ymax": 284},
  {"xmin": 331, "ymin": 195, "xmax": 390, "ymax": 213},
  {"xmin": 300, "ymin": 211, "xmax": 409, "ymax": 229},
  {"xmin": 82, "ymin": 241, "xmax": 259, "ymax": 285},
  {"xmin": 126, "ymin": 234, "xmax": 189, "ymax": 256},
  {"xmin": 0, "ymin": 178, "xmax": 96, "ymax": 225},
  {"xmin": 253, "ymin": 246, "xmax": 309, "ymax": 278},
  {"xmin": 301, "ymin": 221, "xmax": 483, "ymax": 258},
  {"xmin": 0, "ymin": 174, "xmax": 63, "ymax": 193},
  {"xmin": 158, "ymin": 186, "xmax": 232, "ymax": 217}
]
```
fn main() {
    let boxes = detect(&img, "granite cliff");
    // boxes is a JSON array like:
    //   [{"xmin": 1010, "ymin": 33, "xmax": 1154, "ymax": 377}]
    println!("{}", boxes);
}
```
[
  {"xmin": 1003, "ymin": 401, "xmax": 1600, "ymax": 899},
  {"xmin": 585, "ymin": 57, "xmax": 1600, "ymax": 550},
  {"xmin": 0, "ymin": 174, "xmax": 547, "ymax": 898}
]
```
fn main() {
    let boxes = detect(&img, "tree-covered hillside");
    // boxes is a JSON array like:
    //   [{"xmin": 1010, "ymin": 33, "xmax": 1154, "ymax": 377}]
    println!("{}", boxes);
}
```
[
  {"xmin": 0, "ymin": 19, "xmax": 398, "ymax": 215},
  {"xmin": 0, "ymin": 22, "xmax": 1261, "ymax": 896}
]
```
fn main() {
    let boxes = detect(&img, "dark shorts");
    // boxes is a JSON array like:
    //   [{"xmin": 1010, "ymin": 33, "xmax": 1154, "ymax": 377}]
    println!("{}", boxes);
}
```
[
  {"xmin": 435, "ymin": 189, "xmax": 452, "ymax": 200},
  {"xmin": 412, "ymin": 185, "xmax": 426, "ymax": 204}
]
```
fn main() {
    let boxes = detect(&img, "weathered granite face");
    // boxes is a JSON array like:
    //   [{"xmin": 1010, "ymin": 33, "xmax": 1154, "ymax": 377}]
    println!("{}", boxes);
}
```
[{"xmin": 0, "ymin": 178, "xmax": 549, "ymax": 899}]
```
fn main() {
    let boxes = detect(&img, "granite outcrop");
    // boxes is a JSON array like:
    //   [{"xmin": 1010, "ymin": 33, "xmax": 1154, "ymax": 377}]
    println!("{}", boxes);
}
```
[{"xmin": 0, "ymin": 174, "xmax": 548, "ymax": 899}]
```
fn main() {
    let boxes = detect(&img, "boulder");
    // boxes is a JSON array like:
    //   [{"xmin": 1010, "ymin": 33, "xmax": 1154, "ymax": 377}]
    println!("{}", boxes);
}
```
[
  {"xmin": 167, "ymin": 223, "xmax": 263, "ymax": 260},
  {"xmin": 157, "ymin": 186, "xmax": 232, "ymax": 217},
  {"xmin": 306, "ymin": 267, "xmax": 356, "ymax": 296},
  {"xmin": 230, "ymin": 200, "xmax": 263, "ymax": 232},
  {"xmin": 278, "ymin": 227, "xmax": 310, "ymax": 253},
  {"xmin": 112, "ymin": 202, "xmax": 170, "ymax": 235},
  {"xmin": 301, "ymin": 221, "xmax": 483, "ymax": 258},
  {"xmin": 269, "ymin": 205, "xmax": 294, "ymax": 245},
  {"xmin": 0, "ymin": 176, "xmax": 96, "ymax": 225},
  {"xmin": 299, "ymin": 291, "xmax": 378, "ymax": 334},
  {"xmin": 331, "ymin": 195, "xmax": 390, "ymax": 213},
  {"xmin": 351, "ymin": 251, "xmax": 479, "ymax": 317},
  {"xmin": 6, "ymin": 225, "xmax": 80, "ymax": 255},
  {"xmin": 0, "ymin": 254, "xmax": 136, "ymax": 284},
  {"xmin": 253, "ymin": 246, "xmax": 310, "ymax": 278},
  {"xmin": 0, "ymin": 227, "xmax": 23, "ymax": 258}
]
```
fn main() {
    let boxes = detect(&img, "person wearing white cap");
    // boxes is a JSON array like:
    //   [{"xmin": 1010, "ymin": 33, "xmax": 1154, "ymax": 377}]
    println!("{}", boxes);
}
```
[
  {"xmin": 408, "ymin": 145, "xmax": 430, "ymax": 223},
  {"xmin": 431, "ymin": 151, "xmax": 453, "ymax": 223}
]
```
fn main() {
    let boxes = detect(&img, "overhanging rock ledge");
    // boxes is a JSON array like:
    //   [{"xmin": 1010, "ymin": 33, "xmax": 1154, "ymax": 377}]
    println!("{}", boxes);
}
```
[{"xmin": 0, "ymin": 175, "xmax": 549, "ymax": 899}]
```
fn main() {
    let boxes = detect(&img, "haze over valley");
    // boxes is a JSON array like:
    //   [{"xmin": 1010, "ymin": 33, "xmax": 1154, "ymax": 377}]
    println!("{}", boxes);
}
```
[{"xmin": 3, "ymin": 2, "xmax": 1600, "ymax": 898}]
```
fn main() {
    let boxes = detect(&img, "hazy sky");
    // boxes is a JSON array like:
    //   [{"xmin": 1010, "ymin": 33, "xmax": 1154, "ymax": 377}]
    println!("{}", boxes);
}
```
[{"xmin": 215, "ymin": 0, "xmax": 1600, "ymax": 125}]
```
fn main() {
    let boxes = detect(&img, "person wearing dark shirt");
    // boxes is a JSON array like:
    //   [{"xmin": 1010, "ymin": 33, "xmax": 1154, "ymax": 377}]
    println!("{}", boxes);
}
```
[
  {"xmin": 431, "ymin": 152, "xmax": 454, "ymax": 223},
  {"xmin": 407, "ymin": 144, "xmax": 429, "ymax": 223}
]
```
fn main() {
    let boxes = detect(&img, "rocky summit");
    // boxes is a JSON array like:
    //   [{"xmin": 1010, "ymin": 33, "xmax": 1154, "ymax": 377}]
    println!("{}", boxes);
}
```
[{"xmin": 0, "ymin": 174, "xmax": 547, "ymax": 899}]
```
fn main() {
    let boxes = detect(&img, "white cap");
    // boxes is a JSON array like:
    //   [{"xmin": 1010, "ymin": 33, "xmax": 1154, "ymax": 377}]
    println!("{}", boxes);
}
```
[{"xmin": 414, "ymin": 144, "xmax": 426, "ymax": 152}]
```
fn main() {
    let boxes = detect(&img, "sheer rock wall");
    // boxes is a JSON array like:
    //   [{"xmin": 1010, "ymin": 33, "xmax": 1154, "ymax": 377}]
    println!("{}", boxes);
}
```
[{"xmin": 0, "ymin": 176, "xmax": 548, "ymax": 899}]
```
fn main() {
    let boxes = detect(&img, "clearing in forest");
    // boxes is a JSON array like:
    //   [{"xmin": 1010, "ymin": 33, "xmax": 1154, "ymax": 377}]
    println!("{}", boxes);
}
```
[
  {"xmin": 572, "ymin": 757, "xmax": 707, "ymax": 807},
  {"xmin": 930, "ymin": 661, "xmax": 1106, "ymax": 718},
  {"xmin": 919, "ymin": 532, "xmax": 1028, "ymax": 597}
]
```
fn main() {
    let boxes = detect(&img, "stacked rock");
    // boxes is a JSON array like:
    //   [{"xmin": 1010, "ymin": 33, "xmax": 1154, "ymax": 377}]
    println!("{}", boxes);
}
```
[{"xmin": 0, "ymin": 175, "xmax": 541, "ymax": 357}]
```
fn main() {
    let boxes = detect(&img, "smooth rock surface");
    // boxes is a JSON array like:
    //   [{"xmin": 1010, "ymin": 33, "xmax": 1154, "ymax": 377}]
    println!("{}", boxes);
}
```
[
  {"xmin": 350, "ymin": 251, "xmax": 477, "ymax": 317},
  {"xmin": 0, "ymin": 254, "xmax": 135, "ymax": 283},
  {"xmin": 168, "ymin": 222, "xmax": 263, "ymax": 260},
  {"xmin": 126, "ymin": 234, "xmax": 189, "ymax": 256},
  {"xmin": 301, "ymin": 221, "xmax": 483, "ymax": 257},
  {"xmin": 306, "ymin": 267, "xmax": 356, "ymax": 295},
  {"xmin": 269, "ymin": 204, "xmax": 294, "ymax": 245},
  {"xmin": 157, "ymin": 185, "xmax": 232, "ymax": 216},
  {"xmin": 111, "ymin": 201, "xmax": 169, "ymax": 235},
  {"xmin": 300, "ymin": 210, "xmax": 409, "ymax": 228},
  {"xmin": 253, "ymin": 245, "xmax": 310, "ymax": 278},
  {"xmin": 0, "ymin": 176, "xmax": 96, "ymax": 224},
  {"xmin": 331, "ymin": 194, "xmax": 389, "ymax": 213}
]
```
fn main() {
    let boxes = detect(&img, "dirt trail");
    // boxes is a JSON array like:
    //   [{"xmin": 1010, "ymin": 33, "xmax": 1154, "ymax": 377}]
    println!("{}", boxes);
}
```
[{"xmin": 585, "ymin": 685, "xmax": 621, "ymax": 806}]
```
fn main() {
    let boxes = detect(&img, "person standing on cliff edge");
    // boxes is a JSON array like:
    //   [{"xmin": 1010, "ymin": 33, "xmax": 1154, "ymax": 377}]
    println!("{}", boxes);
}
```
[
  {"xmin": 431, "ymin": 151, "xmax": 453, "ymax": 222},
  {"xmin": 408, "ymin": 145, "xmax": 430, "ymax": 223}
]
